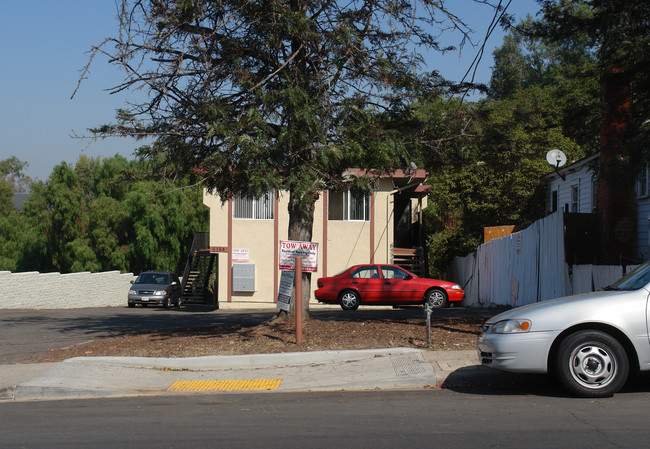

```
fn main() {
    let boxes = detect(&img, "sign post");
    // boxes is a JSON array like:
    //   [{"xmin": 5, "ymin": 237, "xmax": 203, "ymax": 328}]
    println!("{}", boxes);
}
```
[
  {"xmin": 277, "ymin": 240, "xmax": 318, "ymax": 345},
  {"xmin": 295, "ymin": 256, "xmax": 303, "ymax": 345},
  {"xmin": 424, "ymin": 303, "xmax": 432, "ymax": 348}
]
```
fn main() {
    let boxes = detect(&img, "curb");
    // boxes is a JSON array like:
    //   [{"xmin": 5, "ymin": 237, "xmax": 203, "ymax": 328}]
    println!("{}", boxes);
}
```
[{"xmin": 3, "ymin": 348, "xmax": 477, "ymax": 401}]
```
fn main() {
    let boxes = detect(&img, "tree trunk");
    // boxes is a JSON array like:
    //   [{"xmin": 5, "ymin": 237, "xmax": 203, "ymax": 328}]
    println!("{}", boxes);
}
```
[
  {"xmin": 597, "ymin": 68, "xmax": 637, "ymax": 264},
  {"xmin": 287, "ymin": 191, "xmax": 315, "ymax": 319}
]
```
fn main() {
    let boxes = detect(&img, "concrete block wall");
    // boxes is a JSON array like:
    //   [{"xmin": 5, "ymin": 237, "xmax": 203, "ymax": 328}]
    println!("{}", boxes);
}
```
[{"xmin": 0, "ymin": 271, "xmax": 136, "ymax": 309}]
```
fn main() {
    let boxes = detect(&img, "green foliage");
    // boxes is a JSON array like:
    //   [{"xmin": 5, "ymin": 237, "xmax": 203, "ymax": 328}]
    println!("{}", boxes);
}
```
[
  {"xmin": 0, "ymin": 156, "xmax": 33, "ymax": 196},
  {"xmin": 0, "ymin": 158, "xmax": 34, "ymax": 268},
  {"xmin": 0, "ymin": 211, "xmax": 28, "ymax": 271},
  {"xmin": 0, "ymin": 191, "xmax": 36, "ymax": 272},
  {"xmin": 0, "ymin": 179, "xmax": 12, "ymax": 216},
  {"xmin": 420, "ymin": 14, "xmax": 602, "ymax": 276},
  {"xmin": 538, "ymin": 0, "xmax": 650, "ymax": 75},
  {"xmin": 0, "ymin": 155, "xmax": 208, "ymax": 274},
  {"xmin": 537, "ymin": 0, "xmax": 650, "ymax": 159},
  {"xmin": 83, "ymin": 0, "xmax": 496, "ymax": 245},
  {"xmin": 65, "ymin": 0, "xmax": 649, "ymax": 280},
  {"xmin": 0, "ymin": 157, "xmax": 33, "ymax": 215}
]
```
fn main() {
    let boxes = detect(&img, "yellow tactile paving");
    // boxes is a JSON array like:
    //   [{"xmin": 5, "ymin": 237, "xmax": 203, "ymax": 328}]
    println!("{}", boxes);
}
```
[{"xmin": 167, "ymin": 379, "xmax": 282, "ymax": 392}]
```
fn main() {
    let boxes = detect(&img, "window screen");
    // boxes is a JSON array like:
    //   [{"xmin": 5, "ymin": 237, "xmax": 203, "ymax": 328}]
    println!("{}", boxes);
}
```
[{"xmin": 233, "ymin": 191, "xmax": 274, "ymax": 219}]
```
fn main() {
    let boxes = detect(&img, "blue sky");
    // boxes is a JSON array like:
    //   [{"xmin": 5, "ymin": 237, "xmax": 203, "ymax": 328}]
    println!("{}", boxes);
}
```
[{"xmin": 0, "ymin": 0, "xmax": 540, "ymax": 181}]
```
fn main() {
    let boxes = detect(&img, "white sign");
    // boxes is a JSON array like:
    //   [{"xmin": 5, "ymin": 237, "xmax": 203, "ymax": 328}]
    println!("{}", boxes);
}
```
[
  {"xmin": 278, "ymin": 240, "xmax": 319, "ymax": 272},
  {"xmin": 276, "ymin": 270, "xmax": 295, "ymax": 311},
  {"xmin": 232, "ymin": 248, "xmax": 249, "ymax": 263}
]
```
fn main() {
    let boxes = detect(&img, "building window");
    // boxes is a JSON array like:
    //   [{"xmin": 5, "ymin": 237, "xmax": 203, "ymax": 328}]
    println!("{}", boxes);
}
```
[
  {"xmin": 328, "ymin": 189, "xmax": 370, "ymax": 221},
  {"xmin": 551, "ymin": 190, "xmax": 558, "ymax": 213},
  {"xmin": 233, "ymin": 191, "xmax": 274, "ymax": 219},
  {"xmin": 570, "ymin": 185, "xmax": 579, "ymax": 212},
  {"xmin": 637, "ymin": 164, "xmax": 649, "ymax": 198},
  {"xmin": 592, "ymin": 179, "xmax": 598, "ymax": 212}
]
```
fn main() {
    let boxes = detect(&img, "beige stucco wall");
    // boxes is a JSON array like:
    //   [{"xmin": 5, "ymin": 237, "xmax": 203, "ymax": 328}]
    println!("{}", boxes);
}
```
[{"xmin": 203, "ymin": 178, "xmax": 424, "ymax": 304}]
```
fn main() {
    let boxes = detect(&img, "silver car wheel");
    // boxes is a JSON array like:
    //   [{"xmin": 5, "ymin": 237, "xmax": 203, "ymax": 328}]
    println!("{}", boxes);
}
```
[
  {"xmin": 556, "ymin": 330, "xmax": 628, "ymax": 397},
  {"xmin": 569, "ymin": 343, "xmax": 616, "ymax": 389}
]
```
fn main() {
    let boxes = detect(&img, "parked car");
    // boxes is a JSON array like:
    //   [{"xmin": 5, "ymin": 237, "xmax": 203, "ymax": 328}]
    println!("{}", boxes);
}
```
[
  {"xmin": 128, "ymin": 271, "xmax": 182, "ymax": 308},
  {"xmin": 478, "ymin": 261, "xmax": 650, "ymax": 397},
  {"xmin": 315, "ymin": 264, "xmax": 464, "ymax": 310}
]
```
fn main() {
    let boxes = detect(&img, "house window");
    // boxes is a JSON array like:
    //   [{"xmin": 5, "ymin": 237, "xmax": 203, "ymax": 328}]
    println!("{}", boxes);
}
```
[
  {"xmin": 637, "ymin": 164, "xmax": 649, "ymax": 198},
  {"xmin": 592, "ymin": 179, "xmax": 598, "ymax": 212},
  {"xmin": 328, "ymin": 189, "xmax": 370, "ymax": 221},
  {"xmin": 570, "ymin": 185, "xmax": 579, "ymax": 212},
  {"xmin": 233, "ymin": 191, "xmax": 274, "ymax": 219},
  {"xmin": 551, "ymin": 190, "xmax": 558, "ymax": 213}
]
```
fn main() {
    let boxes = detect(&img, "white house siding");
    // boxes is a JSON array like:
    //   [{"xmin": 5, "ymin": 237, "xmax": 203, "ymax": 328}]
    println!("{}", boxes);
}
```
[
  {"xmin": 546, "ymin": 154, "xmax": 650, "ymax": 262},
  {"xmin": 545, "ymin": 163, "xmax": 596, "ymax": 214}
]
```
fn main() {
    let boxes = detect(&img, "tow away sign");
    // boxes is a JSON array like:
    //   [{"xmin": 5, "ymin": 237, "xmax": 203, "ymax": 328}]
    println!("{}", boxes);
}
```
[{"xmin": 278, "ymin": 240, "xmax": 319, "ymax": 272}]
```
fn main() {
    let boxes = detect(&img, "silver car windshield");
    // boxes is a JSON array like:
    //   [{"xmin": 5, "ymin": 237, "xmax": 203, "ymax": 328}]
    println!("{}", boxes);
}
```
[{"xmin": 608, "ymin": 262, "xmax": 650, "ymax": 291}]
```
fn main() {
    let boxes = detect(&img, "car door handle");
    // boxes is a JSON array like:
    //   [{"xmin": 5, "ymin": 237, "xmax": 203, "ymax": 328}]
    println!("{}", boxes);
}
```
[{"xmin": 352, "ymin": 281, "xmax": 359, "ymax": 284}]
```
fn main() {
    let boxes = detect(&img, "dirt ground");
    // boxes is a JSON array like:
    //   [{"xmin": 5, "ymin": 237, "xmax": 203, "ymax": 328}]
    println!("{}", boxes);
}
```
[{"xmin": 29, "ymin": 306, "xmax": 506, "ymax": 363}]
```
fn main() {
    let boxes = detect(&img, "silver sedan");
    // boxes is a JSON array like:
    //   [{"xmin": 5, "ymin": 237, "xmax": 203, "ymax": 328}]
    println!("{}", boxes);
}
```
[{"xmin": 478, "ymin": 262, "xmax": 650, "ymax": 397}]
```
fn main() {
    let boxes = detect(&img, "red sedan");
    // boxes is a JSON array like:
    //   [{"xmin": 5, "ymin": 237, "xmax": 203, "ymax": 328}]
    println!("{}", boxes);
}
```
[{"xmin": 315, "ymin": 264, "xmax": 464, "ymax": 310}]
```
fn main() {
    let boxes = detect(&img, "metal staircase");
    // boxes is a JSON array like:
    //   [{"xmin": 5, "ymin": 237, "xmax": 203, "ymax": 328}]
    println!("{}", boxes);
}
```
[{"xmin": 181, "ymin": 233, "xmax": 218, "ymax": 306}]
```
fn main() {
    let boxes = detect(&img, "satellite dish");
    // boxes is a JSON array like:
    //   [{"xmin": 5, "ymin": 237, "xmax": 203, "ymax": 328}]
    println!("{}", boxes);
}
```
[{"xmin": 546, "ymin": 149, "xmax": 567, "ymax": 168}]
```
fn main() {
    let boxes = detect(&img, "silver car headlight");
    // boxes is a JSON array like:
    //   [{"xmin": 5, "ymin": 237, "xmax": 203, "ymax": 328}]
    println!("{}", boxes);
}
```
[
  {"xmin": 129, "ymin": 289, "xmax": 137, "ymax": 295},
  {"xmin": 451, "ymin": 284, "xmax": 462, "ymax": 289},
  {"xmin": 154, "ymin": 290, "xmax": 167, "ymax": 296},
  {"xmin": 491, "ymin": 319, "xmax": 531, "ymax": 334}
]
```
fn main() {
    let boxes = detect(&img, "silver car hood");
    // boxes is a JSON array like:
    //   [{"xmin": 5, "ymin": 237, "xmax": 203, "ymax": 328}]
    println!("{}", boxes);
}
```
[{"xmin": 484, "ymin": 288, "xmax": 650, "ymax": 332}]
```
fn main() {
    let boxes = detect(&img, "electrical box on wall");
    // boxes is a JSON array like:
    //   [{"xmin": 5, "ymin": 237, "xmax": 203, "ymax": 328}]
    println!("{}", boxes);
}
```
[{"xmin": 232, "ymin": 264, "xmax": 255, "ymax": 292}]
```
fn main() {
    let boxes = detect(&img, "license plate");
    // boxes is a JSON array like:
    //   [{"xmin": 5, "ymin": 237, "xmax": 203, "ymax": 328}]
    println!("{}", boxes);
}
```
[{"xmin": 141, "ymin": 297, "xmax": 149, "ymax": 301}]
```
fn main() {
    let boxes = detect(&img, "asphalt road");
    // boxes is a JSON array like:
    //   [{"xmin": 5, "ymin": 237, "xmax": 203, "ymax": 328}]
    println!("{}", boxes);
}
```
[
  {"xmin": 0, "ymin": 306, "xmax": 276, "ymax": 363},
  {"xmin": 2, "ymin": 389, "xmax": 650, "ymax": 448}
]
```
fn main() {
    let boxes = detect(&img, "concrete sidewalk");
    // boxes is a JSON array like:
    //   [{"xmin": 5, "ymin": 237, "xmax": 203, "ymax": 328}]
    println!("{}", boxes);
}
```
[{"xmin": 0, "ymin": 348, "xmax": 486, "ymax": 401}]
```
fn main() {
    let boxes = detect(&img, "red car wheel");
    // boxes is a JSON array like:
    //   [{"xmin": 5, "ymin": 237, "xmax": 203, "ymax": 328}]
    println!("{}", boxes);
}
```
[
  {"xmin": 425, "ymin": 288, "xmax": 448, "ymax": 309},
  {"xmin": 339, "ymin": 290, "xmax": 360, "ymax": 311}
]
